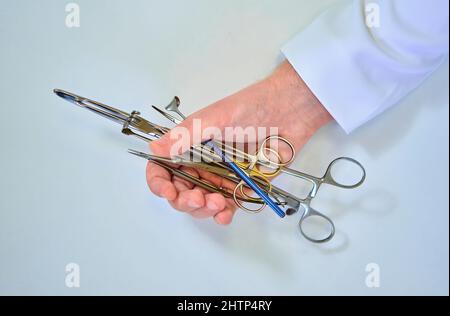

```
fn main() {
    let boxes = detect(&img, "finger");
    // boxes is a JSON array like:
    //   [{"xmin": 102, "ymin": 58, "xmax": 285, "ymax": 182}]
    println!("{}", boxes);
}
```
[
  {"xmin": 173, "ymin": 166, "xmax": 199, "ymax": 190},
  {"xmin": 146, "ymin": 160, "xmax": 171, "ymax": 181},
  {"xmin": 173, "ymin": 178, "xmax": 190, "ymax": 192},
  {"xmin": 169, "ymin": 188, "xmax": 205, "ymax": 212},
  {"xmin": 195, "ymin": 168, "xmax": 238, "ymax": 191},
  {"xmin": 213, "ymin": 207, "xmax": 237, "ymax": 225},
  {"xmin": 171, "ymin": 168, "xmax": 218, "ymax": 194},
  {"xmin": 189, "ymin": 193, "xmax": 228, "ymax": 219},
  {"xmin": 146, "ymin": 162, "xmax": 177, "ymax": 201}
]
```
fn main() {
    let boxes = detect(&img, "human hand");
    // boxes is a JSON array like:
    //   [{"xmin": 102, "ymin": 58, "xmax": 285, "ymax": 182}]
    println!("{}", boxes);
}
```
[{"xmin": 147, "ymin": 60, "xmax": 333, "ymax": 225}]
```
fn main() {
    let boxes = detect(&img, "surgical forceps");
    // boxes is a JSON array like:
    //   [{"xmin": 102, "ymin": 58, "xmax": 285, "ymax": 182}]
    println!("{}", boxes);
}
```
[{"xmin": 54, "ymin": 89, "xmax": 366, "ymax": 243}]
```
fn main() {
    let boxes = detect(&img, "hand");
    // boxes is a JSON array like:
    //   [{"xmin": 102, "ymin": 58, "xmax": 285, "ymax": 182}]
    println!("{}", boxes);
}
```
[{"xmin": 147, "ymin": 60, "xmax": 333, "ymax": 225}]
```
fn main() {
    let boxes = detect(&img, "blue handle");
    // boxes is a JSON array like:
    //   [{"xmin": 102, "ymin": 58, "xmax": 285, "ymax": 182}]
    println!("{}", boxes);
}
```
[{"xmin": 209, "ymin": 142, "xmax": 285, "ymax": 218}]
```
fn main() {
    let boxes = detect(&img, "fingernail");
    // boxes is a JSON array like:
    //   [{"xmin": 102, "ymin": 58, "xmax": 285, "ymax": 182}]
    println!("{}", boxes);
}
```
[
  {"xmin": 207, "ymin": 200, "xmax": 219, "ymax": 211},
  {"xmin": 188, "ymin": 200, "xmax": 202, "ymax": 208}
]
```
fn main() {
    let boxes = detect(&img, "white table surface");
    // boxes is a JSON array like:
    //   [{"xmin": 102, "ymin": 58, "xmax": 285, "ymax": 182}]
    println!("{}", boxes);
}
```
[{"xmin": 0, "ymin": 0, "xmax": 448, "ymax": 295}]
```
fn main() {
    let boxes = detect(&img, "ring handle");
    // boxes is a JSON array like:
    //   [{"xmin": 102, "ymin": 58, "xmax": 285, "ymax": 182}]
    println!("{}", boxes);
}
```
[
  {"xmin": 233, "ymin": 181, "xmax": 266, "ymax": 213},
  {"xmin": 257, "ymin": 135, "xmax": 296, "ymax": 167},
  {"xmin": 253, "ymin": 148, "xmax": 283, "ymax": 177},
  {"xmin": 298, "ymin": 205, "xmax": 335, "ymax": 243},
  {"xmin": 323, "ymin": 157, "xmax": 366, "ymax": 189}
]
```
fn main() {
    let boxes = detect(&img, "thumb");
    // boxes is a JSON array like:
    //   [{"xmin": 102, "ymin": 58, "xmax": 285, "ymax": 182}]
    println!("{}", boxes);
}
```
[{"xmin": 150, "ymin": 102, "xmax": 230, "ymax": 157}]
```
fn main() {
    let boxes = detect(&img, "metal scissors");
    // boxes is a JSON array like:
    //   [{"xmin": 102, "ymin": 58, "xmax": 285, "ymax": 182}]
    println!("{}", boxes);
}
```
[{"xmin": 54, "ymin": 89, "xmax": 366, "ymax": 243}]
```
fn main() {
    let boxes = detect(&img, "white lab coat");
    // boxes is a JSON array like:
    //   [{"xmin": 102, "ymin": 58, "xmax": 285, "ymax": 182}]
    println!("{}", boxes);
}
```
[{"xmin": 282, "ymin": 0, "xmax": 449, "ymax": 133}]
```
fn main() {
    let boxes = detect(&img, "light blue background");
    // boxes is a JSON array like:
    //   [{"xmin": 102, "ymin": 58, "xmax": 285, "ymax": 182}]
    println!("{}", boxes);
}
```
[{"xmin": 0, "ymin": 0, "xmax": 448, "ymax": 295}]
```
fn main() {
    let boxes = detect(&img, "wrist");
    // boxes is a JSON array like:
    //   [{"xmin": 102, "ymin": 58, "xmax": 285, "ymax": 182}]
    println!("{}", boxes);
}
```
[{"xmin": 268, "ymin": 60, "xmax": 333, "ymax": 136}]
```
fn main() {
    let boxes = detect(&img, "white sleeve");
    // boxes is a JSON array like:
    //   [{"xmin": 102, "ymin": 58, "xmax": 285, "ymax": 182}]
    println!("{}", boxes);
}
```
[{"xmin": 281, "ymin": 0, "xmax": 449, "ymax": 133}]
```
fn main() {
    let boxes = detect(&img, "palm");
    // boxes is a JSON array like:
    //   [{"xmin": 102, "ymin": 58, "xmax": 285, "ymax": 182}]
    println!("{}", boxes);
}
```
[{"xmin": 147, "ymin": 61, "xmax": 332, "ymax": 224}]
